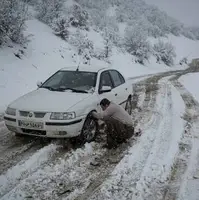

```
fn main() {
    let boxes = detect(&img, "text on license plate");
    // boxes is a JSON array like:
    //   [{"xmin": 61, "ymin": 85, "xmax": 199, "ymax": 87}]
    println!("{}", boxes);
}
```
[{"xmin": 18, "ymin": 120, "xmax": 43, "ymax": 129}]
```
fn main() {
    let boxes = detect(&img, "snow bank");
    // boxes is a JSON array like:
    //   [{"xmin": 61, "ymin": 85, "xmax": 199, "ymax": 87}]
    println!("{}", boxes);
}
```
[{"xmin": 179, "ymin": 73, "xmax": 199, "ymax": 102}]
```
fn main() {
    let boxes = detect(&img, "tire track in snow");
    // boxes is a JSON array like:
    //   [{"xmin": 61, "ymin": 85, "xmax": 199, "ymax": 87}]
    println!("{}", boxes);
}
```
[
  {"xmin": 0, "ymin": 125, "xmax": 52, "ymax": 174},
  {"xmin": 0, "ymin": 143, "xmax": 104, "ymax": 200},
  {"xmin": 0, "ymin": 143, "xmax": 59, "ymax": 198},
  {"xmin": 163, "ymin": 77, "xmax": 199, "ymax": 200},
  {"xmin": 132, "ymin": 80, "xmax": 186, "ymax": 200},
  {"xmin": 130, "ymin": 82, "xmax": 173, "ymax": 200},
  {"xmin": 177, "ymin": 124, "xmax": 199, "ymax": 200}
]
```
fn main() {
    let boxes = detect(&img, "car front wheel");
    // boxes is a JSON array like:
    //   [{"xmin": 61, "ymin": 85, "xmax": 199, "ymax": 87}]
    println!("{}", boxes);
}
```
[
  {"xmin": 80, "ymin": 117, "xmax": 98, "ymax": 143},
  {"xmin": 71, "ymin": 115, "xmax": 98, "ymax": 146}
]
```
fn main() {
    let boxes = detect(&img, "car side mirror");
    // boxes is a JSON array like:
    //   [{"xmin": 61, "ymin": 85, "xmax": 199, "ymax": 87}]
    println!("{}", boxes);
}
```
[
  {"xmin": 99, "ymin": 86, "xmax": 112, "ymax": 94},
  {"xmin": 37, "ymin": 81, "xmax": 42, "ymax": 87}
]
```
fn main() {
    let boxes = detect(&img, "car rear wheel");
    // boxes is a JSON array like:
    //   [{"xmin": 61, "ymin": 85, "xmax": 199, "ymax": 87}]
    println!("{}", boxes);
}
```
[{"xmin": 125, "ymin": 96, "xmax": 132, "ymax": 115}]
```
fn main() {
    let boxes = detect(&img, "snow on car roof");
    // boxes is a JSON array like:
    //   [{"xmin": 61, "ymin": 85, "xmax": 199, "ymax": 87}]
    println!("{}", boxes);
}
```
[{"xmin": 60, "ymin": 65, "xmax": 110, "ymax": 73}]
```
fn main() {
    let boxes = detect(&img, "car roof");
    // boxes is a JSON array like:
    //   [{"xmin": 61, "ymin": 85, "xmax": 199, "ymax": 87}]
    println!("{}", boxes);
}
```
[{"xmin": 60, "ymin": 65, "xmax": 112, "ymax": 73}]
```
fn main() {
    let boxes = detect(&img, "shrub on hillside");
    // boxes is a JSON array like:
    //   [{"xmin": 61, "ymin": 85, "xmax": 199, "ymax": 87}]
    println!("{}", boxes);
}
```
[
  {"xmin": 0, "ymin": 0, "xmax": 28, "ymax": 45},
  {"xmin": 153, "ymin": 40, "xmax": 176, "ymax": 66},
  {"xmin": 36, "ymin": 0, "xmax": 64, "ymax": 26},
  {"xmin": 188, "ymin": 27, "xmax": 199, "ymax": 40},
  {"xmin": 53, "ymin": 17, "xmax": 69, "ymax": 40},
  {"xmin": 179, "ymin": 57, "xmax": 188, "ymax": 65},
  {"xmin": 101, "ymin": 26, "xmax": 120, "ymax": 58},
  {"xmin": 69, "ymin": 4, "xmax": 89, "ymax": 30},
  {"xmin": 69, "ymin": 30, "xmax": 94, "ymax": 64},
  {"xmin": 124, "ymin": 26, "xmax": 151, "ymax": 64}
]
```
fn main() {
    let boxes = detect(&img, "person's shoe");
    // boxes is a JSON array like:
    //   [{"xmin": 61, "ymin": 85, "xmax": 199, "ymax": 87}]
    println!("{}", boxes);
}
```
[
  {"xmin": 118, "ymin": 139, "xmax": 127, "ymax": 144},
  {"xmin": 135, "ymin": 129, "xmax": 142, "ymax": 136}
]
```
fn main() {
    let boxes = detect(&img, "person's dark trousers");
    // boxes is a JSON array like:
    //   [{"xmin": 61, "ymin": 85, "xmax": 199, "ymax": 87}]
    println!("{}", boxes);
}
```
[{"xmin": 104, "ymin": 117, "xmax": 134, "ymax": 149}]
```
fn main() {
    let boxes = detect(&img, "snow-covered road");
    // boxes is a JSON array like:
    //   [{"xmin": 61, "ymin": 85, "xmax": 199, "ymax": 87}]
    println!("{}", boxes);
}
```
[{"xmin": 0, "ymin": 65, "xmax": 199, "ymax": 200}]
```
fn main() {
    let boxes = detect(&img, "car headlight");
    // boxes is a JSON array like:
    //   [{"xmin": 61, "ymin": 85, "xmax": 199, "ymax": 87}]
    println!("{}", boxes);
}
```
[
  {"xmin": 50, "ymin": 112, "xmax": 76, "ymax": 120},
  {"xmin": 5, "ymin": 107, "xmax": 16, "ymax": 116}
]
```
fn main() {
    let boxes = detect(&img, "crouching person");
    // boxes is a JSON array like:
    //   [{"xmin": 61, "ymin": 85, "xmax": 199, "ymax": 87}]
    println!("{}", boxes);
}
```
[{"xmin": 92, "ymin": 98, "xmax": 134, "ymax": 149}]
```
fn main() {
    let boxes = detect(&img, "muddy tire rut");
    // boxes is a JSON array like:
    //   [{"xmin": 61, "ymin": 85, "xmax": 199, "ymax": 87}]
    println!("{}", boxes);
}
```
[{"xmin": 163, "ymin": 72, "xmax": 199, "ymax": 200}]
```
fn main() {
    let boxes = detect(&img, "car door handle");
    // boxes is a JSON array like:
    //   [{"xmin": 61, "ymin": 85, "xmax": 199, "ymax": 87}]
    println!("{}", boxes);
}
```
[{"xmin": 115, "ymin": 93, "xmax": 118, "ymax": 96}]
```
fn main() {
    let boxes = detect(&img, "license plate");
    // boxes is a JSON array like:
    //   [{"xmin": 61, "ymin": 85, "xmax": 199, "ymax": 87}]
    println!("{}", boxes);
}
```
[{"xmin": 18, "ymin": 120, "xmax": 43, "ymax": 129}]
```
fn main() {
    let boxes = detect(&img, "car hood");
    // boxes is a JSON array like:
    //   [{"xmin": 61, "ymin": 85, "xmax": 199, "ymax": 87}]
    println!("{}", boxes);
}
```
[{"xmin": 9, "ymin": 88, "xmax": 92, "ymax": 112}]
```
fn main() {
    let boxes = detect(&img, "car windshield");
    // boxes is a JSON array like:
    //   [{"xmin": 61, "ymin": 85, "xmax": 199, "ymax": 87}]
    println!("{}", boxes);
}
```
[{"xmin": 41, "ymin": 70, "xmax": 97, "ymax": 93}]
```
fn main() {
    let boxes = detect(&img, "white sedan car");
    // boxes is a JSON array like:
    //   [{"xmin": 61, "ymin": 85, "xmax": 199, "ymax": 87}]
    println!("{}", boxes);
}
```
[{"xmin": 4, "ymin": 66, "xmax": 133, "ymax": 142}]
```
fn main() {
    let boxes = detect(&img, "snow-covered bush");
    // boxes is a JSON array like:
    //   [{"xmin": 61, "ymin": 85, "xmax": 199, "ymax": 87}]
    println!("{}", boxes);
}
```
[
  {"xmin": 179, "ymin": 57, "xmax": 188, "ymax": 65},
  {"xmin": 69, "ymin": 30, "xmax": 94, "ymax": 64},
  {"xmin": 75, "ymin": 0, "xmax": 110, "ymax": 31},
  {"xmin": 102, "ymin": 28, "xmax": 114, "ymax": 58},
  {"xmin": 69, "ymin": 4, "xmax": 89, "ymax": 30},
  {"xmin": 153, "ymin": 40, "xmax": 176, "ymax": 66},
  {"xmin": 124, "ymin": 26, "xmax": 151, "ymax": 64},
  {"xmin": 53, "ymin": 17, "xmax": 69, "ymax": 40},
  {"xmin": 36, "ymin": 0, "xmax": 64, "ymax": 26},
  {"xmin": 0, "ymin": 0, "xmax": 28, "ymax": 45},
  {"xmin": 99, "ymin": 16, "xmax": 119, "ymax": 32},
  {"xmin": 168, "ymin": 20, "xmax": 183, "ymax": 36},
  {"xmin": 188, "ymin": 27, "xmax": 199, "ymax": 40},
  {"xmin": 74, "ymin": 0, "xmax": 199, "ymax": 41}
]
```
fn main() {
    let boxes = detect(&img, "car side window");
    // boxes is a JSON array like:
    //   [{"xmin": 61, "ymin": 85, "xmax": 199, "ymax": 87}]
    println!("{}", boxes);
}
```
[
  {"xmin": 99, "ymin": 71, "xmax": 113, "ymax": 90},
  {"xmin": 118, "ymin": 72, "xmax": 125, "ymax": 84},
  {"xmin": 109, "ymin": 70, "xmax": 123, "ymax": 87}
]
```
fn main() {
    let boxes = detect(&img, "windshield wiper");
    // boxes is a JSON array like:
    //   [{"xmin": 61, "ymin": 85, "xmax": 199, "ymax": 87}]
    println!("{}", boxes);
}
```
[
  {"xmin": 55, "ymin": 87, "xmax": 88, "ymax": 93},
  {"xmin": 40, "ymin": 86, "xmax": 56, "ymax": 91}
]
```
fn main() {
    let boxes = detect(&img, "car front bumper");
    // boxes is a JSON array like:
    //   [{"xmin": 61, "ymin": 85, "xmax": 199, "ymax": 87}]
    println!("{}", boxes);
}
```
[{"xmin": 4, "ymin": 115, "xmax": 85, "ymax": 138}]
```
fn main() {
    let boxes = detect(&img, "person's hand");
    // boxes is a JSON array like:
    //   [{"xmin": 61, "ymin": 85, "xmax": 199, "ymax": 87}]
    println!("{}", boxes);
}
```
[
  {"xmin": 88, "ymin": 111, "xmax": 96, "ymax": 119},
  {"xmin": 91, "ymin": 111, "xmax": 97, "ymax": 117}
]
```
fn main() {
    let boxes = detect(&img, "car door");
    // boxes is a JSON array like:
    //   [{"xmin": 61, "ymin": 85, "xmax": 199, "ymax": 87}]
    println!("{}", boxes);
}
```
[
  {"xmin": 98, "ymin": 70, "xmax": 116, "ymax": 104},
  {"xmin": 109, "ymin": 70, "xmax": 129, "ymax": 106}
]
